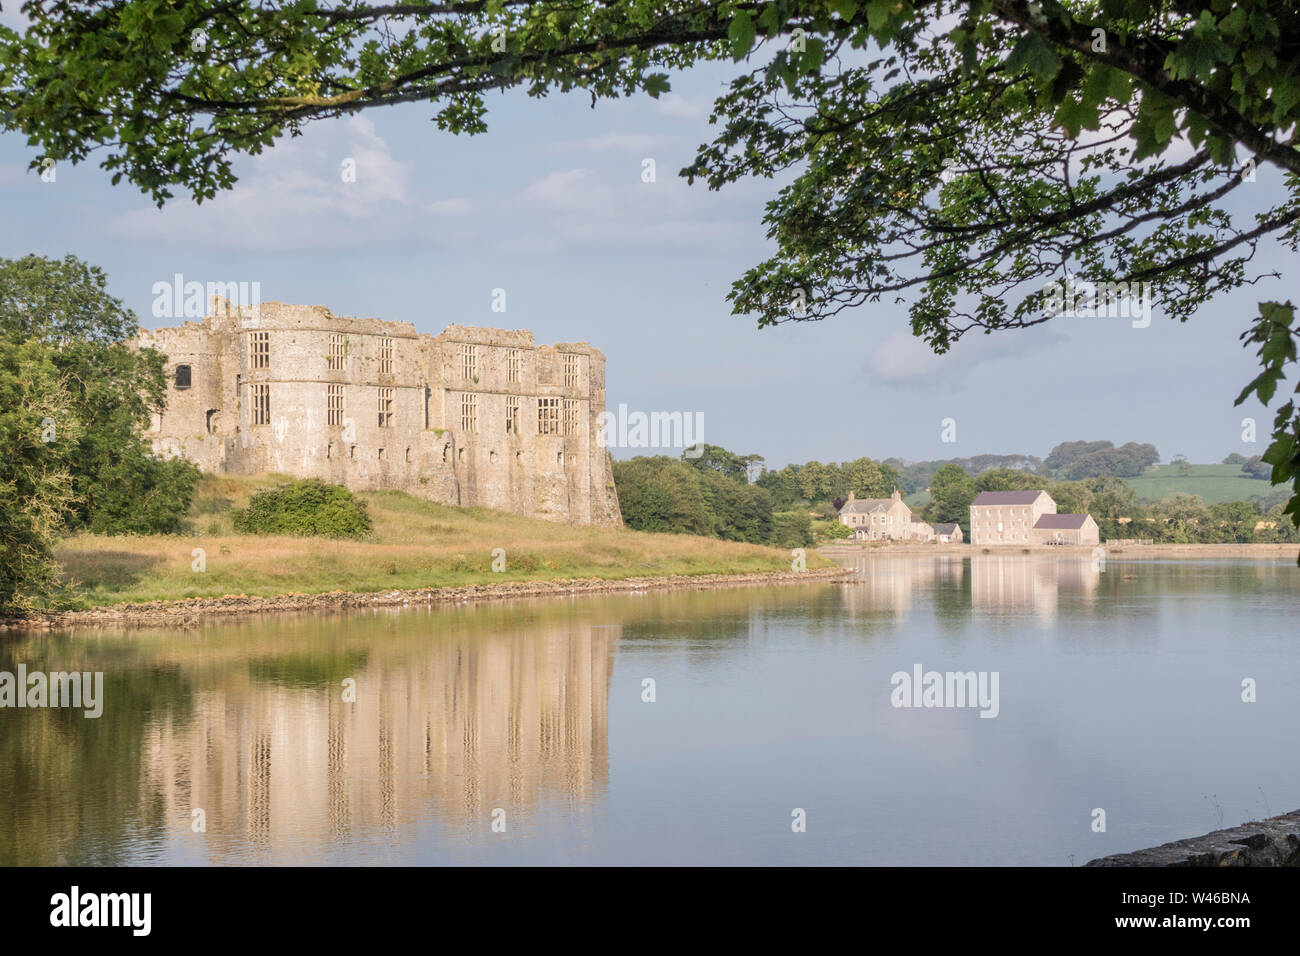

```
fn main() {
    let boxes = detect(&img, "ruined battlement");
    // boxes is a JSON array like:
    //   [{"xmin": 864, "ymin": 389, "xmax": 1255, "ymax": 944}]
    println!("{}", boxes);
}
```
[
  {"xmin": 438, "ymin": 324, "xmax": 536, "ymax": 348},
  {"xmin": 140, "ymin": 299, "xmax": 622, "ymax": 526}
]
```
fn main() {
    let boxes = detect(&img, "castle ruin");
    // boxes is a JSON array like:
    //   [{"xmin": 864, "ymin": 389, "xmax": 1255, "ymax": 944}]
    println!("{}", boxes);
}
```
[{"xmin": 137, "ymin": 298, "xmax": 622, "ymax": 526}]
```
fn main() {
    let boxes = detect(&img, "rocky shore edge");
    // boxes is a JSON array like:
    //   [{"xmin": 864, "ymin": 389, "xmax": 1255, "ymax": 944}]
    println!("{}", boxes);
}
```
[
  {"xmin": 1087, "ymin": 810, "xmax": 1300, "ymax": 866},
  {"xmin": 1, "ymin": 566, "xmax": 853, "ymax": 630}
]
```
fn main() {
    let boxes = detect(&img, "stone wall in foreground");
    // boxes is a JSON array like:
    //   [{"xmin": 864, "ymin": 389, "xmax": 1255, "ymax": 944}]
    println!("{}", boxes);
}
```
[{"xmin": 1087, "ymin": 811, "xmax": 1300, "ymax": 866}]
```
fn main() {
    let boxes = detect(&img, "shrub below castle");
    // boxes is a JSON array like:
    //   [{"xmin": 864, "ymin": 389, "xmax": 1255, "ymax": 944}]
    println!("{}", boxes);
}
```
[{"xmin": 232, "ymin": 480, "xmax": 372, "ymax": 538}]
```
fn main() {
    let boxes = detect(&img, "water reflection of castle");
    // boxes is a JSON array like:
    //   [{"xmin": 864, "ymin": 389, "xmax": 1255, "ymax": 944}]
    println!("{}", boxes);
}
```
[
  {"xmin": 838, "ymin": 554, "xmax": 1100, "ymax": 622},
  {"xmin": 141, "ymin": 620, "xmax": 612, "ymax": 861}
]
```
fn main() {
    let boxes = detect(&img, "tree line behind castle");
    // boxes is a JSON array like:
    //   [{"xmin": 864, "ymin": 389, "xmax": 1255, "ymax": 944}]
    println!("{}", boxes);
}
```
[
  {"xmin": 613, "ymin": 443, "xmax": 1299, "ymax": 547},
  {"xmin": 3, "ymin": 253, "xmax": 1295, "ymax": 616}
]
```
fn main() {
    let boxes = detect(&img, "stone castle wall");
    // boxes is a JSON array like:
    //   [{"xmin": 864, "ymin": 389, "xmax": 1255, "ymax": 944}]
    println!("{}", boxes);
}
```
[{"xmin": 136, "ymin": 298, "xmax": 622, "ymax": 526}]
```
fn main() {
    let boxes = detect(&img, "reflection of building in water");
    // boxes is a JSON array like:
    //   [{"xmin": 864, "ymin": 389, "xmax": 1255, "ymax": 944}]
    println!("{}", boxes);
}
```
[
  {"xmin": 970, "ymin": 556, "xmax": 1099, "ymax": 621},
  {"xmin": 141, "ymin": 620, "xmax": 612, "ymax": 861},
  {"xmin": 839, "ymin": 555, "xmax": 965, "ymax": 620}
]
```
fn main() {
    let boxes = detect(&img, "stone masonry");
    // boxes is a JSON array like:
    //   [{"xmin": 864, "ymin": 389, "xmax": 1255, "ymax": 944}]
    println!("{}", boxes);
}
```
[{"xmin": 136, "ymin": 298, "xmax": 622, "ymax": 526}]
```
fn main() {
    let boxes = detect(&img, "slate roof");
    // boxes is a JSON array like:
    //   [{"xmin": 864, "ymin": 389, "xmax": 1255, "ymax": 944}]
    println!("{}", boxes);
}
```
[
  {"xmin": 971, "ymin": 490, "xmax": 1048, "ymax": 506},
  {"xmin": 1033, "ymin": 513, "xmax": 1091, "ymax": 530},
  {"xmin": 933, "ymin": 523, "xmax": 960, "ymax": 534},
  {"xmin": 838, "ymin": 498, "xmax": 894, "ymax": 515}
]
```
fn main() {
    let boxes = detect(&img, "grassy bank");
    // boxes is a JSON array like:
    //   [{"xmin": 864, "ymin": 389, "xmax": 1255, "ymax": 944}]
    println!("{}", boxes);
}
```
[
  {"xmin": 50, "ymin": 475, "xmax": 831, "ymax": 609},
  {"xmin": 1124, "ymin": 463, "xmax": 1273, "ymax": 503}
]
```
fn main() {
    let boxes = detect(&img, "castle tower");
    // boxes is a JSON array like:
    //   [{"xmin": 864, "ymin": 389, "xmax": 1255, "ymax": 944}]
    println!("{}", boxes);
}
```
[{"xmin": 135, "ymin": 298, "xmax": 622, "ymax": 526}]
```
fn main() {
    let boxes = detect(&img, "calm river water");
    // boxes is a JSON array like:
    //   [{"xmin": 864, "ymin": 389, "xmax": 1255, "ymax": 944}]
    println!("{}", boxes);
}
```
[{"xmin": 2, "ymin": 554, "xmax": 1296, "ymax": 865}]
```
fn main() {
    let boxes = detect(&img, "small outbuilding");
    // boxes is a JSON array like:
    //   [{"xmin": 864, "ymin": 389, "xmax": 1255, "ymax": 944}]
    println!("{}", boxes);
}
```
[
  {"xmin": 932, "ymin": 522, "xmax": 964, "ymax": 544},
  {"xmin": 1031, "ymin": 513, "xmax": 1100, "ymax": 546}
]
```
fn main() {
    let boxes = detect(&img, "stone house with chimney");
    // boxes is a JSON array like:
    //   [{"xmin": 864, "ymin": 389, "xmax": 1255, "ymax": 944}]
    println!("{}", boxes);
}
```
[
  {"xmin": 837, "ymin": 489, "xmax": 931, "ymax": 541},
  {"xmin": 136, "ymin": 297, "xmax": 622, "ymax": 526}
]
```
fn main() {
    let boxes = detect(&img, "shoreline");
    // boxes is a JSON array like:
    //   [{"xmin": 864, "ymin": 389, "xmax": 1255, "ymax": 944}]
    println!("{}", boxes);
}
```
[
  {"xmin": 1, "ymin": 566, "xmax": 852, "ymax": 631},
  {"xmin": 6, "ymin": 542, "xmax": 1293, "ymax": 631},
  {"xmin": 817, "ymin": 542, "xmax": 1298, "ymax": 560}
]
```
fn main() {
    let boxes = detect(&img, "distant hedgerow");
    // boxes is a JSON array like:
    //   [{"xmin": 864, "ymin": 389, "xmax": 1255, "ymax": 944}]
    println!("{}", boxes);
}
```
[{"xmin": 232, "ymin": 479, "xmax": 371, "ymax": 538}]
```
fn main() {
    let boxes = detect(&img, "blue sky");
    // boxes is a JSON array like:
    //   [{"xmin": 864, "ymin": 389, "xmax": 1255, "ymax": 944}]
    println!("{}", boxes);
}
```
[{"xmin": 1, "ymin": 14, "xmax": 1295, "ymax": 468}]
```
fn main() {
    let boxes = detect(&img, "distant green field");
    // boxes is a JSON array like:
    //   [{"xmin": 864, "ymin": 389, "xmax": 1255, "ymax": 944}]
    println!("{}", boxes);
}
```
[
  {"xmin": 900, "ymin": 464, "xmax": 1272, "ymax": 509},
  {"xmin": 1113, "ymin": 464, "xmax": 1271, "ymax": 503}
]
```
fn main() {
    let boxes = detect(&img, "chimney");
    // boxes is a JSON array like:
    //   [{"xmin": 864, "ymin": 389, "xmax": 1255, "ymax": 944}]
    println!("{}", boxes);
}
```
[
  {"xmin": 847, "ymin": 491, "xmax": 855, "ymax": 502},
  {"xmin": 892, "ymin": 488, "xmax": 901, "ymax": 502}
]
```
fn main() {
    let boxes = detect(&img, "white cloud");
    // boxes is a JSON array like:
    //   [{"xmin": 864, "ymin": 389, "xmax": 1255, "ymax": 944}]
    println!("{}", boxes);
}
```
[
  {"xmin": 105, "ymin": 115, "xmax": 459, "ymax": 250},
  {"xmin": 500, "ymin": 165, "xmax": 752, "ymax": 250},
  {"xmin": 100, "ymin": 113, "xmax": 761, "ymax": 254},
  {"xmin": 866, "ymin": 325, "xmax": 1067, "ymax": 388},
  {"xmin": 652, "ymin": 92, "xmax": 709, "ymax": 121}
]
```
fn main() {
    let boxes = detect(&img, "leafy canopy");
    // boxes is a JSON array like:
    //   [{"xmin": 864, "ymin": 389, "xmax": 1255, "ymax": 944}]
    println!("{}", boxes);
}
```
[
  {"xmin": 0, "ymin": 255, "xmax": 201, "ymax": 537},
  {"xmin": 3, "ymin": 1, "xmax": 1297, "ymax": 338},
  {"xmin": 2, "ymin": 1, "xmax": 1298, "ymax": 543}
]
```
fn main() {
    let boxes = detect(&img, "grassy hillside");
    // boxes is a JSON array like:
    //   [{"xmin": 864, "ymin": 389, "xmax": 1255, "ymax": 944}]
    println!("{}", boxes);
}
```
[
  {"xmin": 1124, "ymin": 464, "xmax": 1273, "ymax": 503},
  {"xmin": 900, "ymin": 465, "xmax": 1272, "ymax": 509},
  {"xmin": 52, "ymin": 474, "xmax": 829, "ymax": 609}
]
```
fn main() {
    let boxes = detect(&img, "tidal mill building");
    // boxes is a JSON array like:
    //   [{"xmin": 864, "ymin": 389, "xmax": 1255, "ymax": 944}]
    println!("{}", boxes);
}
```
[{"xmin": 137, "ymin": 298, "xmax": 623, "ymax": 526}]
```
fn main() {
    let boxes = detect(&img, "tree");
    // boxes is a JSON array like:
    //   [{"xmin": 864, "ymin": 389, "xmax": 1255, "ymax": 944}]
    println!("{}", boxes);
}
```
[
  {"xmin": 611, "ymin": 457, "xmax": 714, "ymax": 536},
  {"xmin": 843, "ymin": 456, "xmax": 890, "ymax": 497},
  {"xmin": 1208, "ymin": 500, "xmax": 1260, "ymax": 543},
  {"xmin": 1045, "ymin": 440, "xmax": 1159, "ymax": 478},
  {"xmin": 1241, "ymin": 454, "xmax": 1273, "ymax": 480},
  {"xmin": 973, "ymin": 468, "xmax": 1041, "ymax": 492},
  {"xmin": 1077, "ymin": 475, "xmax": 1138, "ymax": 538},
  {"xmin": 1262, "ymin": 501, "xmax": 1300, "ymax": 544},
  {"xmin": 770, "ymin": 510, "xmax": 813, "ymax": 548},
  {"xmin": 756, "ymin": 464, "xmax": 803, "ymax": 509},
  {"xmin": 702, "ymin": 472, "xmax": 775, "ymax": 542},
  {"xmin": 1154, "ymin": 493, "xmax": 1209, "ymax": 543},
  {"xmin": 0, "ymin": 339, "xmax": 77, "ymax": 614},
  {"xmin": 0, "ymin": 255, "xmax": 201, "ymax": 536},
  {"xmin": 681, "ymin": 444, "xmax": 766, "ymax": 483},
  {"xmin": 1045, "ymin": 441, "xmax": 1115, "ymax": 477},
  {"xmin": 1235, "ymin": 303, "xmax": 1300, "ymax": 533},
  {"xmin": 5, "ymin": 1, "xmax": 1299, "ymax": 544},
  {"xmin": 877, "ymin": 459, "xmax": 903, "ymax": 494},
  {"xmin": 796, "ymin": 460, "xmax": 839, "ymax": 502},
  {"xmin": 928, "ymin": 463, "xmax": 975, "ymax": 533}
]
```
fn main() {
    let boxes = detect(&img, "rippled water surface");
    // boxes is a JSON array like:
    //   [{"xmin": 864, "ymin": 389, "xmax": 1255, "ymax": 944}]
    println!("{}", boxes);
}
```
[{"xmin": 2, "ymin": 555, "xmax": 1296, "ymax": 865}]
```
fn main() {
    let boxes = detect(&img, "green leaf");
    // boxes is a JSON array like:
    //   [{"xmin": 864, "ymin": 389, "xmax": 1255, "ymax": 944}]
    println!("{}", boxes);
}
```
[
  {"xmin": 728, "ymin": 11, "xmax": 756, "ymax": 61},
  {"xmin": 643, "ymin": 73, "xmax": 670, "ymax": 98},
  {"xmin": 1005, "ymin": 31, "xmax": 1061, "ymax": 83},
  {"xmin": 757, "ymin": 5, "xmax": 783, "ymax": 35},
  {"xmin": 1056, "ymin": 96, "xmax": 1099, "ymax": 137},
  {"xmin": 830, "ymin": 0, "xmax": 860, "ymax": 22},
  {"xmin": 865, "ymin": 0, "xmax": 891, "ymax": 34}
]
